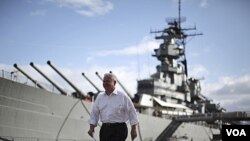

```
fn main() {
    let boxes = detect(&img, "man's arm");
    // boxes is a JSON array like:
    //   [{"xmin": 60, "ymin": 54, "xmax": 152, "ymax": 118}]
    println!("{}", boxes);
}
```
[
  {"xmin": 88, "ymin": 95, "xmax": 100, "ymax": 138},
  {"xmin": 131, "ymin": 124, "xmax": 137, "ymax": 141},
  {"xmin": 88, "ymin": 124, "xmax": 96, "ymax": 137},
  {"xmin": 125, "ymin": 93, "xmax": 139, "ymax": 140}
]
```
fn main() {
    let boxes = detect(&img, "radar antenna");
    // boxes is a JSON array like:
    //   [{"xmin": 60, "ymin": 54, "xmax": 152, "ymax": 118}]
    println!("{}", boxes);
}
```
[{"xmin": 178, "ymin": 0, "xmax": 203, "ymax": 76}]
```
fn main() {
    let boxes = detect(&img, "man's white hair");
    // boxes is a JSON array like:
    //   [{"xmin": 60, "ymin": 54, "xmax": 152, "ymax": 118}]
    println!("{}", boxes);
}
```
[{"xmin": 104, "ymin": 73, "xmax": 117, "ymax": 81}]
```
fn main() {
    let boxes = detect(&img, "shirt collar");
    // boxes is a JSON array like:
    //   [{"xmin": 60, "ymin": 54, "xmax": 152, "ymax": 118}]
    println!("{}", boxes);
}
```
[{"xmin": 105, "ymin": 89, "xmax": 118, "ymax": 96}]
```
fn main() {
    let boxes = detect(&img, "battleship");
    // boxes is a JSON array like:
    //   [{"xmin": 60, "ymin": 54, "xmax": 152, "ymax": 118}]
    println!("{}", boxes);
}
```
[{"xmin": 1, "ymin": 1, "xmax": 250, "ymax": 141}]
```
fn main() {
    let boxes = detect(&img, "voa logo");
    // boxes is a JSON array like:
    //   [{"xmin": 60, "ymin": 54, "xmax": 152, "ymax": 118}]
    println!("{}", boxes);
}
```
[{"xmin": 226, "ymin": 129, "xmax": 246, "ymax": 136}]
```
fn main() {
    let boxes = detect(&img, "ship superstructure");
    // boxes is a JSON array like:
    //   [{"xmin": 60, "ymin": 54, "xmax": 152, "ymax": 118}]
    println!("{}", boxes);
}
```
[{"xmin": 134, "ymin": 1, "xmax": 223, "ymax": 118}]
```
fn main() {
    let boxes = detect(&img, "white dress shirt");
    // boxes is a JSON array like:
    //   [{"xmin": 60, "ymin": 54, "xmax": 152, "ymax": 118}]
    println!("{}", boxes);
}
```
[{"xmin": 88, "ymin": 89, "xmax": 138, "ymax": 126}]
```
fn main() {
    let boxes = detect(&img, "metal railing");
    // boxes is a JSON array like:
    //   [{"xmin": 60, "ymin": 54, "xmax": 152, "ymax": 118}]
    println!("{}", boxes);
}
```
[{"xmin": 0, "ymin": 69, "xmax": 71, "ymax": 95}]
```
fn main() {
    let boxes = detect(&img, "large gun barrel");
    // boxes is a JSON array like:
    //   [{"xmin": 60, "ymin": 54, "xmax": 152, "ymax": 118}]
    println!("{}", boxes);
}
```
[
  {"xmin": 95, "ymin": 72, "xmax": 103, "ymax": 81},
  {"xmin": 30, "ymin": 62, "xmax": 67, "ymax": 95},
  {"xmin": 110, "ymin": 71, "xmax": 133, "ymax": 98},
  {"xmin": 47, "ymin": 61, "xmax": 86, "ymax": 97},
  {"xmin": 13, "ymin": 64, "xmax": 47, "ymax": 90},
  {"xmin": 82, "ymin": 73, "xmax": 101, "ymax": 93}
]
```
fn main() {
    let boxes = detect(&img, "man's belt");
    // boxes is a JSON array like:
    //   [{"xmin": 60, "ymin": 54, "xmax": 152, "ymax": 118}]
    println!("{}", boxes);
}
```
[{"xmin": 102, "ymin": 122, "xmax": 126, "ymax": 126}]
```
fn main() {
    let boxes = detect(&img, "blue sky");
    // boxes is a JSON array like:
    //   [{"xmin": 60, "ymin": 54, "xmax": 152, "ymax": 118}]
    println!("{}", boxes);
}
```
[{"xmin": 1, "ymin": 0, "xmax": 250, "ymax": 112}]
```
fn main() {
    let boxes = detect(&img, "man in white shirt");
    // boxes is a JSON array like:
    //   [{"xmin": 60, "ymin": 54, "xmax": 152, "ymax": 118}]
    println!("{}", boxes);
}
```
[{"xmin": 88, "ymin": 73, "xmax": 138, "ymax": 141}]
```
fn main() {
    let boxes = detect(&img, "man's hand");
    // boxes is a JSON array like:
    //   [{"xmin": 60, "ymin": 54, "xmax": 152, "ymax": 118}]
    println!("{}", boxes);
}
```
[
  {"xmin": 88, "ymin": 124, "xmax": 95, "ymax": 137},
  {"xmin": 131, "ymin": 125, "xmax": 137, "ymax": 141}
]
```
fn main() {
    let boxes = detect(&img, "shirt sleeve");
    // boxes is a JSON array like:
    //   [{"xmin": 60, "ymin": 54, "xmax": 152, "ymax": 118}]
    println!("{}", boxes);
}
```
[
  {"xmin": 88, "ymin": 96, "xmax": 100, "ymax": 126},
  {"xmin": 126, "ymin": 95, "xmax": 139, "ymax": 126}
]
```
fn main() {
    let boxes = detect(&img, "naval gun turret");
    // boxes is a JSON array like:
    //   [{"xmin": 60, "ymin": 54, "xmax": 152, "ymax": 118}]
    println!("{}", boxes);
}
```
[
  {"xmin": 14, "ymin": 63, "xmax": 48, "ymax": 91},
  {"xmin": 82, "ymin": 72, "xmax": 102, "ymax": 93},
  {"xmin": 95, "ymin": 72, "xmax": 103, "ymax": 81},
  {"xmin": 47, "ymin": 60, "xmax": 86, "ymax": 99},
  {"xmin": 30, "ymin": 62, "xmax": 67, "ymax": 95}
]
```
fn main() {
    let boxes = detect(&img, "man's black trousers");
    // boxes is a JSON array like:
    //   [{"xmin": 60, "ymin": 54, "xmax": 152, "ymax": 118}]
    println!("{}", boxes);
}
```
[{"xmin": 100, "ymin": 122, "xmax": 128, "ymax": 141}]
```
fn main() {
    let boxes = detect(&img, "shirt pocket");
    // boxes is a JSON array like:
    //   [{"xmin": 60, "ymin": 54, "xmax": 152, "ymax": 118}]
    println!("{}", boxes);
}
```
[{"xmin": 117, "ymin": 104, "xmax": 126, "ymax": 114}]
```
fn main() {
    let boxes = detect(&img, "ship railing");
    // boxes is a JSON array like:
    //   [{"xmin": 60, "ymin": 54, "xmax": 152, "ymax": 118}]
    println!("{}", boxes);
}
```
[
  {"xmin": 155, "ymin": 110, "xmax": 218, "ymax": 128},
  {"xmin": 1, "ymin": 69, "xmax": 19, "ymax": 81},
  {"xmin": 0, "ymin": 136, "xmax": 92, "ymax": 141},
  {"xmin": 161, "ymin": 111, "xmax": 219, "ymax": 129},
  {"xmin": 175, "ymin": 111, "xmax": 250, "ymax": 121},
  {"xmin": 162, "ymin": 110, "xmax": 192, "ymax": 116},
  {"xmin": 0, "ymin": 69, "xmax": 73, "ymax": 95}
]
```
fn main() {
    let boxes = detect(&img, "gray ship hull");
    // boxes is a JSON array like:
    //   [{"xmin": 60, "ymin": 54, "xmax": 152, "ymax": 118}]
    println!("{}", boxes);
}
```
[{"xmin": 0, "ymin": 77, "xmax": 219, "ymax": 141}]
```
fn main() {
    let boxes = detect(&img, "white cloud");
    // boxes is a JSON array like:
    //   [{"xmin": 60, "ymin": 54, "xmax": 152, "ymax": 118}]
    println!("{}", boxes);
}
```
[
  {"xmin": 94, "ymin": 37, "xmax": 159, "ymax": 57},
  {"xmin": 0, "ymin": 64, "xmax": 14, "ymax": 72},
  {"xmin": 188, "ymin": 64, "xmax": 209, "ymax": 79},
  {"xmin": 43, "ymin": 0, "xmax": 113, "ymax": 16},
  {"xmin": 179, "ymin": 62, "xmax": 250, "ymax": 112},
  {"xmin": 204, "ymin": 74, "xmax": 250, "ymax": 96},
  {"xmin": 203, "ymin": 74, "xmax": 250, "ymax": 111}
]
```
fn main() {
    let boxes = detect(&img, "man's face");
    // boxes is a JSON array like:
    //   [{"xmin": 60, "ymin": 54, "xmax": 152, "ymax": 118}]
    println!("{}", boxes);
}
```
[{"xmin": 103, "ymin": 76, "xmax": 115, "ymax": 91}]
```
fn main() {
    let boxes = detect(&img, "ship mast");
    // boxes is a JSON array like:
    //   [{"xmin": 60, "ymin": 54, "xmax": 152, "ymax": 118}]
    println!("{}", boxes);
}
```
[
  {"xmin": 152, "ymin": 0, "xmax": 202, "ymax": 82},
  {"xmin": 178, "ymin": 0, "xmax": 181, "ymax": 29}
]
